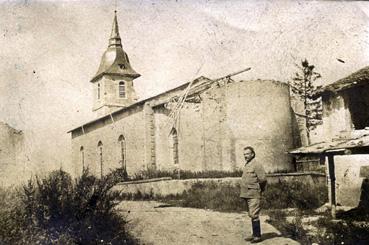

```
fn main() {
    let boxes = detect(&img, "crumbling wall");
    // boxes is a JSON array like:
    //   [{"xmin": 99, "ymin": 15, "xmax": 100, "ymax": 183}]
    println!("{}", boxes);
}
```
[
  {"xmin": 0, "ymin": 122, "xmax": 25, "ymax": 186},
  {"xmin": 334, "ymin": 155, "xmax": 369, "ymax": 207},
  {"xmin": 322, "ymin": 92, "xmax": 352, "ymax": 139},
  {"xmin": 154, "ymin": 102, "xmax": 204, "ymax": 172},
  {"xmin": 200, "ymin": 86, "xmax": 226, "ymax": 170},
  {"xmin": 154, "ymin": 79, "xmax": 294, "ymax": 173},
  {"xmin": 71, "ymin": 79, "xmax": 295, "ymax": 176}
]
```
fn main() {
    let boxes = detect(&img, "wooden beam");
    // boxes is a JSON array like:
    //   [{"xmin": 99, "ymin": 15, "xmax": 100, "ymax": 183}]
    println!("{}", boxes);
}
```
[{"xmin": 327, "ymin": 155, "xmax": 336, "ymax": 218}]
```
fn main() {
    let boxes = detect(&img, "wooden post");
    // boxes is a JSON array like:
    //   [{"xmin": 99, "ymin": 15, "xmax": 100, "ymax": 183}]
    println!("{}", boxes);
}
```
[{"xmin": 327, "ymin": 155, "xmax": 336, "ymax": 218}]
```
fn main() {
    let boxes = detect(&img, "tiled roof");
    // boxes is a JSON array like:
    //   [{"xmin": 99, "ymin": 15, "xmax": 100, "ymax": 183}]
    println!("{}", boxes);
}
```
[
  {"xmin": 290, "ymin": 134, "xmax": 369, "ymax": 154},
  {"xmin": 315, "ymin": 66, "xmax": 369, "ymax": 96}
]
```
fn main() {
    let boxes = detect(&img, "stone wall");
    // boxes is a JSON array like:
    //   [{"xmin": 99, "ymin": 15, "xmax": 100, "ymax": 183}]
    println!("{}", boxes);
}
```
[
  {"xmin": 223, "ymin": 80, "xmax": 294, "ymax": 172},
  {"xmin": 0, "ymin": 122, "xmax": 25, "ymax": 186},
  {"xmin": 333, "ymin": 155, "xmax": 369, "ymax": 207},
  {"xmin": 319, "ymin": 90, "xmax": 369, "ymax": 207},
  {"xmin": 153, "ymin": 79, "xmax": 295, "ymax": 173},
  {"xmin": 154, "ymin": 103, "xmax": 205, "ymax": 172},
  {"xmin": 322, "ymin": 92, "xmax": 352, "ymax": 140},
  {"xmin": 71, "ymin": 106, "xmax": 147, "ymax": 177},
  {"xmin": 71, "ymin": 79, "xmax": 295, "ymax": 177},
  {"xmin": 113, "ymin": 172, "xmax": 326, "ymax": 197}
]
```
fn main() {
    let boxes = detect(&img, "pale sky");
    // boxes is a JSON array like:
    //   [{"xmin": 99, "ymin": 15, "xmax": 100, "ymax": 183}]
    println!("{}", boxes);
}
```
[{"xmin": 1, "ymin": 0, "xmax": 369, "ymax": 173}]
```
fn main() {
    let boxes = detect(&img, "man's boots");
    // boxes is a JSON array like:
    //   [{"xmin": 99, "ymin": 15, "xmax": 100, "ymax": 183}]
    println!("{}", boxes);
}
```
[
  {"xmin": 251, "ymin": 219, "xmax": 262, "ymax": 243},
  {"xmin": 244, "ymin": 219, "xmax": 262, "ymax": 243}
]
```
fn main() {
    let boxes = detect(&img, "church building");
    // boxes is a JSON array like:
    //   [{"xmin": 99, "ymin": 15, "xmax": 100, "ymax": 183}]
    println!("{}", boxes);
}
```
[{"xmin": 69, "ymin": 13, "xmax": 295, "ymax": 177}]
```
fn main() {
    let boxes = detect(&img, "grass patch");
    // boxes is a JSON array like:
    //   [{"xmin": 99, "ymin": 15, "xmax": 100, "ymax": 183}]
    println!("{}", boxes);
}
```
[
  {"xmin": 313, "ymin": 216, "xmax": 369, "ymax": 244},
  {"xmin": 120, "ymin": 179, "xmax": 328, "ymax": 212},
  {"xmin": 266, "ymin": 209, "xmax": 369, "ymax": 245},
  {"xmin": 262, "ymin": 179, "xmax": 328, "ymax": 210},
  {"xmin": 0, "ymin": 168, "xmax": 136, "ymax": 244},
  {"xmin": 128, "ymin": 169, "xmax": 243, "ymax": 181},
  {"xmin": 267, "ymin": 210, "xmax": 312, "ymax": 244},
  {"xmin": 175, "ymin": 181, "xmax": 245, "ymax": 212}
]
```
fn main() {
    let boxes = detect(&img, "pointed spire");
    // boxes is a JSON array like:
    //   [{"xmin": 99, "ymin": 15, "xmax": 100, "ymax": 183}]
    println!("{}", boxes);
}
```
[
  {"xmin": 90, "ymin": 10, "xmax": 140, "ymax": 83},
  {"xmin": 109, "ymin": 10, "xmax": 122, "ymax": 47}
]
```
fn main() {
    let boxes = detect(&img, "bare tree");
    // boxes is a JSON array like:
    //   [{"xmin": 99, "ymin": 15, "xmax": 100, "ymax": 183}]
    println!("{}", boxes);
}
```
[{"xmin": 289, "ymin": 59, "xmax": 323, "ymax": 145}]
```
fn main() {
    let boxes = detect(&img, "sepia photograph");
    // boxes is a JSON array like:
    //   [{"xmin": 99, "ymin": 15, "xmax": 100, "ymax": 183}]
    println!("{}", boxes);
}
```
[{"xmin": 1, "ymin": 0, "xmax": 369, "ymax": 244}]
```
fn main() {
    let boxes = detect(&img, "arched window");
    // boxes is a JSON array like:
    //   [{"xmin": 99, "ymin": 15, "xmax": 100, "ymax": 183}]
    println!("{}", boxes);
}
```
[
  {"xmin": 118, "ymin": 135, "xmax": 126, "ymax": 169},
  {"xmin": 119, "ymin": 81, "xmax": 126, "ymax": 98},
  {"xmin": 97, "ymin": 141, "xmax": 103, "ymax": 177},
  {"xmin": 98, "ymin": 83, "xmax": 101, "ymax": 99},
  {"xmin": 170, "ymin": 128, "xmax": 179, "ymax": 165},
  {"xmin": 80, "ymin": 146, "xmax": 85, "ymax": 171}
]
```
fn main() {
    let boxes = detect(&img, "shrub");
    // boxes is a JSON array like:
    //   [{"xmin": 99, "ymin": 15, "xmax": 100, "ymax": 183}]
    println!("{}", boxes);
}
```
[
  {"xmin": 0, "ymin": 186, "xmax": 27, "ymax": 244},
  {"xmin": 314, "ymin": 217, "xmax": 369, "ymax": 244},
  {"xmin": 0, "ymin": 168, "xmax": 135, "ymax": 244},
  {"xmin": 267, "ymin": 210, "xmax": 369, "ymax": 244},
  {"xmin": 262, "ymin": 180, "xmax": 328, "ymax": 210},
  {"xmin": 267, "ymin": 210, "xmax": 310, "ymax": 243}
]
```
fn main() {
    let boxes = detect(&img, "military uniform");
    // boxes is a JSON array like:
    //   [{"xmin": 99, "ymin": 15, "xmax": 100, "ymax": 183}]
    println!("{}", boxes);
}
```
[
  {"xmin": 240, "ymin": 157, "xmax": 267, "ymax": 243},
  {"xmin": 240, "ymin": 158, "xmax": 267, "ymax": 200}
]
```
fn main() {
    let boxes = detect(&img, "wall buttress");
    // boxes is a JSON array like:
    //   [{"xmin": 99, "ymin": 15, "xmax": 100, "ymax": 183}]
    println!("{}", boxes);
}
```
[{"xmin": 144, "ymin": 103, "xmax": 156, "ymax": 169}]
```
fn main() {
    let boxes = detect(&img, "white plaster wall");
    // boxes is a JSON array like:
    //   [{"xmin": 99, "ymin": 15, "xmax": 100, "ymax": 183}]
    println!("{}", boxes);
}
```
[
  {"xmin": 225, "ymin": 80, "xmax": 294, "ymax": 172},
  {"xmin": 71, "ymin": 108, "xmax": 147, "ymax": 177},
  {"xmin": 72, "ymin": 79, "xmax": 294, "ymax": 176},
  {"xmin": 0, "ymin": 123, "xmax": 27, "ymax": 186},
  {"xmin": 177, "ymin": 103, "xmax": 206, "ymax": 171},
  {"xmin": 322, "ymin": 93, "xmax": 352, "ymax": 139},
  {"xmin": 154, "ymin": 80, "xmax": 294, "ymax": 173},
  {"xmin": 201, "ymin": 87, "xmax": 226, "ymax": 170},
  {"xmin": 104, "ymin": 75, "xmax": 135, "ymax": 106},
  {"xmin": 334, "ymin": 154, "xmax": 369, "ymax": 207},
  {"xmin": 154, "ymin": 103, "xmax": 205, "ymax": 172}
]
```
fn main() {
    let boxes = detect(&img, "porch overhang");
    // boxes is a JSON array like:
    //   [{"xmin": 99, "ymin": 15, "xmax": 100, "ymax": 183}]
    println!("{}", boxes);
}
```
[{"xmin": 289, "ymin": 134, "xmax": 369, "ymax": 155}]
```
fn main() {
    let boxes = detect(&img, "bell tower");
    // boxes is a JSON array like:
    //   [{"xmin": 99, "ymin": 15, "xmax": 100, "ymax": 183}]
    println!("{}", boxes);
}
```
[{"xmin": 91, "ymin": 11, "xmax": 140, "ymax": 116}]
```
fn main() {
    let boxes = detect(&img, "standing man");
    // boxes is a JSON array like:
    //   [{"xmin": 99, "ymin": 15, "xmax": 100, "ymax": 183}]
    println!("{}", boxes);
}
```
[{"xmin": 240, "ymin": 146, "xmax": 267, "ymax": 243}]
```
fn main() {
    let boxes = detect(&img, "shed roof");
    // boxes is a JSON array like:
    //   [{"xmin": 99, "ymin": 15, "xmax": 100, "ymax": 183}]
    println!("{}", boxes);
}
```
[
  {"xmin": 315, "ymin": 66, "xmax": 369, "ymax": 95},
  {"xmin": 289, "ymin": 134, "xmax": 369, "ymax": 154}
]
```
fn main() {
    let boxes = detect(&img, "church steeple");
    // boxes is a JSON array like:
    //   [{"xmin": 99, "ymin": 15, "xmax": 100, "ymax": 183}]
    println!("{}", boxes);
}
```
[
  {"xmin": 109, "ymin": 11, "xmax": 122, "ymax": 48},
  {"xmin": 90, "ymin": 11, "xmax": 140, "ymax": 83},
  {"xmin": 91, "ymin": 11, "xmax": 140, "ymax": 116}
]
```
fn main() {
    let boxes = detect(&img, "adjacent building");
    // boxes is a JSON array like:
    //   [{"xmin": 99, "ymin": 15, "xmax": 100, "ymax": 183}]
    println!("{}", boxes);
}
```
[{"xmin": 291, "ymin": 66, "xmax": 369, "ymax": 208}]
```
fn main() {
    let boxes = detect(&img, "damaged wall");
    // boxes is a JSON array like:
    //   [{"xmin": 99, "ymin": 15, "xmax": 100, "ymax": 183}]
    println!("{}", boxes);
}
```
[
  {"xmin": 154, "ymin": 79, "xmax": 294, "ymax": 173},
  {"xmin": 71, "ymin": 78, "xmax": 295, "ymax": 176},
  {"xmin": 0, "ymin": 122, "xmax": 26, "ymax": 186},
  {"xmin": 320, "ymin": 86, "xmax": 369, "ymax": 207},
  {"xmin": 333, "ymin": 155, "xmax": 369, "ymax": 207},
  {"xmin": 322, "ymin": 92, "xmax": 352, "ymax": 139}
]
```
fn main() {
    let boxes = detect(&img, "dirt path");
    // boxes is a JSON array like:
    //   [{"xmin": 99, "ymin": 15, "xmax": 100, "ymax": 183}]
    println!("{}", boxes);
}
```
[{"xmin": 117, "ymin": 201, "xmax": 299, "ymax": 245}]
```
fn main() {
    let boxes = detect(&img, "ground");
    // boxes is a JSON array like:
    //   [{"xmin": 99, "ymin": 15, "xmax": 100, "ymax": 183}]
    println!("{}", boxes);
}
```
[{"xmin": 117, "ymin": 201, "xmax": 299, "ymax": 245}]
